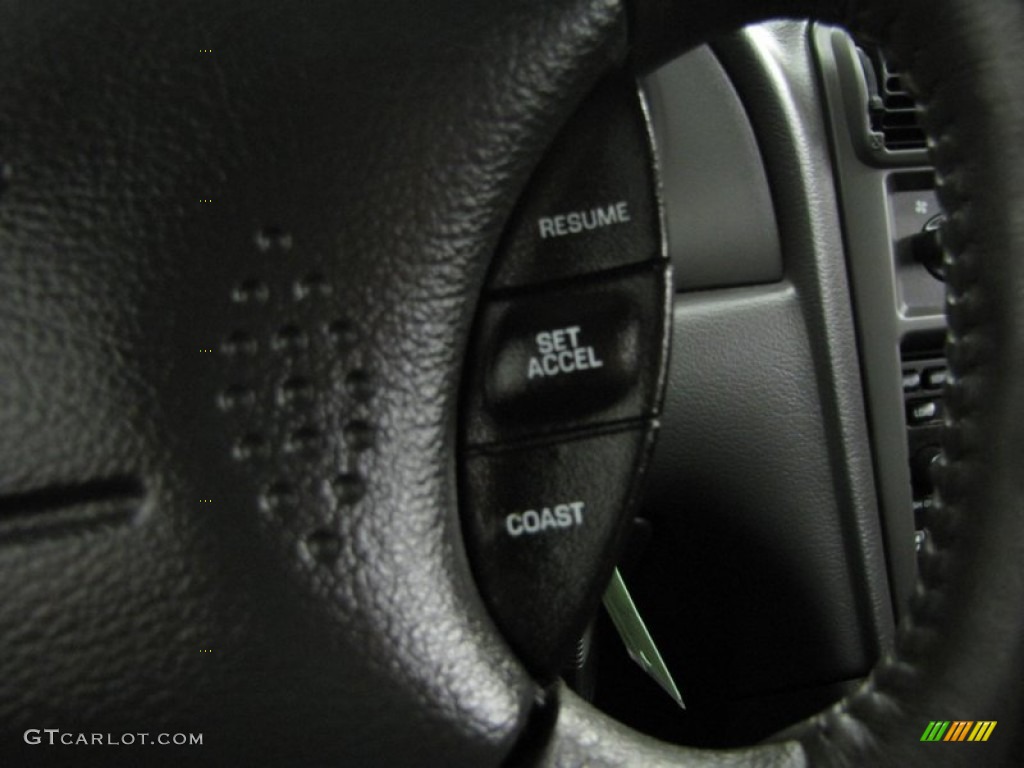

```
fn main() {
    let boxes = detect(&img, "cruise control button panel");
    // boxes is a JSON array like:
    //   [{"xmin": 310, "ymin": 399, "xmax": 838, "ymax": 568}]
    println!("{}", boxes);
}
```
[
  {"xmin": 458, "ymin": 68, "xmax": 670, "ymax": 679},
  {"xmin": 488, "ymin": 71, "xmax": 661, "ymax": 290},
  {"xmin": 465, "ymin": 268, "xmax": 668, "ymax": 445},
  {"xmin": 462, "ymin": 428, "xmax": 655, "ymax": 677}
]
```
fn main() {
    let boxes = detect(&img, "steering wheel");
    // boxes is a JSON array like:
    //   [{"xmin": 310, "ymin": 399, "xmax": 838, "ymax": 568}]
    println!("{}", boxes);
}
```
[{"xmin": 1, "ymin": 0, "xmax": 1021, "ymax": 765}]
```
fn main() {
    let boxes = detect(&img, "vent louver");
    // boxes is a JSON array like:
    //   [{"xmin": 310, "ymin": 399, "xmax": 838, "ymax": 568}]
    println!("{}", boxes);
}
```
[{"xmin": 858, "ymin": 47, "xmax": 927, "ymax": 152}]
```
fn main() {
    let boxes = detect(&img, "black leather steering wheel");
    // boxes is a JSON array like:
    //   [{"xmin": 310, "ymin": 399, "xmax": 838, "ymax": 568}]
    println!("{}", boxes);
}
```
[{"xmin": 1, "ymin": 0, "xmax": 1021, "ymax": 766}]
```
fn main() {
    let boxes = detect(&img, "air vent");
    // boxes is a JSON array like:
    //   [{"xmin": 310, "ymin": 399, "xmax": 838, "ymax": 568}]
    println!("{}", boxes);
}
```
[{"xmin": 858, "ymin": 47, "xmax": 927, "ymax": 152}]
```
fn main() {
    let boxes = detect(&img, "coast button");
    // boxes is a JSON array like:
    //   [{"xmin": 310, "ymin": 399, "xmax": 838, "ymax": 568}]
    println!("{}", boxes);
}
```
[
  {"xmin": 462, "ymin": 426, "xmax": 654, "ymax": 676},
  {"xmin": 489, "ymin": 71, "xmax": 662, "ymax": 289}
]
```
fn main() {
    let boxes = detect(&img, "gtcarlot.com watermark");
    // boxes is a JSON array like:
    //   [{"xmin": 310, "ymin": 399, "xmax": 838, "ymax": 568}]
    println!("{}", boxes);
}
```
[{"xmin": 24, "ymin": 729, "xmax": 203, "ymax": 747}]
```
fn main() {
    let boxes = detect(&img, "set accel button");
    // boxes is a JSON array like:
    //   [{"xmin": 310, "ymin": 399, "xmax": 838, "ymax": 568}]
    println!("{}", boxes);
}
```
[
  {"xmin": 528, "ymin": 326, "xmax": 604, "ymax": 379},
  {"xmin": 463, "ymin": 267, "xmax": 667, "ymax": 445}
]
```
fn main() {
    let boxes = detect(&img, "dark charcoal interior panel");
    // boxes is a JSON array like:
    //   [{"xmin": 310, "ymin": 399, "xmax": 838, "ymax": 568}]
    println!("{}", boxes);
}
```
[
  {"xmin": 644, "ymin": 45, "xmax": 782, "ymax": 291},
  {"xmin": 639, "ymin": 285, "xmax": 875, "ymax": 702}
]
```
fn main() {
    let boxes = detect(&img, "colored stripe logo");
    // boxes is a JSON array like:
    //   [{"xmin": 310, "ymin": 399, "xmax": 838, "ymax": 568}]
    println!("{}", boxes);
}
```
[{"xmin": 921, "ymin": 721, "xmax": 997, "ymax": 742}]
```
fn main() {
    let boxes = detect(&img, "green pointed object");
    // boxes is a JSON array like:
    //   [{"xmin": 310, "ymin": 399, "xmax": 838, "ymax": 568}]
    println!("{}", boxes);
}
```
[{"xmin": 602, "ymin": 567, "xmax": 686, "ymax": 709}]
